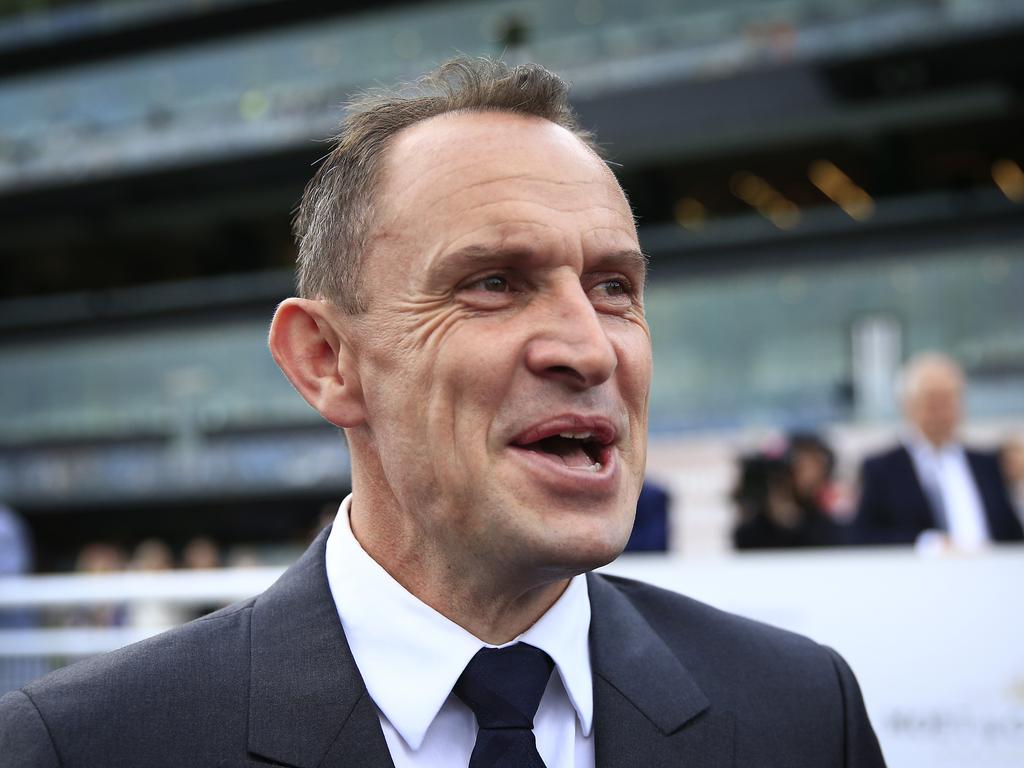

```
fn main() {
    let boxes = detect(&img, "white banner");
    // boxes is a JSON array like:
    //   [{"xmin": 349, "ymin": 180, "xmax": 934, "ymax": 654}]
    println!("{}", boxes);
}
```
[{"xmin": 604, "ymin": 546, "xmax": 1024, "ymax": 767}]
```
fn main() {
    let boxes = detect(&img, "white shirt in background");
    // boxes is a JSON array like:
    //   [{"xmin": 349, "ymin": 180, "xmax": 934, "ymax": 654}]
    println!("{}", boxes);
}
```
[
  {"xmin": 325, "ymin": 495, "xmax": 596, "ymax": 768},
  {"xmin": 905, "ymin": 435, "xmax": 990, "ymax": 550}
]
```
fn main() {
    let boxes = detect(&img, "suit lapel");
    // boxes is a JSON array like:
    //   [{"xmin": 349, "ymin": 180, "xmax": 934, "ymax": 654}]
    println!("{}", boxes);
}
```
[
  {"xmin": 587, "ymin": 573, "xmax": 734, "ymax": 768},
  {"xmin": 247, "ymin": 527, "xmax": 394, "ymax": 768},
  {"xmin": 896, "ymin": 446, "xmax": 939, "ymax": 528},
  {"xmin": 245, "ymin": 533, "xmax": 736, "ymax": 767}
]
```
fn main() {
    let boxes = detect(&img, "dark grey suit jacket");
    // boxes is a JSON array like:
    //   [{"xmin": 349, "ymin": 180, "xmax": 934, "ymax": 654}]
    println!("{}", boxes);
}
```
[{"xmin": 0, "ymin": 528, "xmax": 885, "ymax": 767}]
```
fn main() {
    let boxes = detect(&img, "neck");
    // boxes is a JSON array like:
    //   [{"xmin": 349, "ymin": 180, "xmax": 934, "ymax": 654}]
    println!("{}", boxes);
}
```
[
  {"xmin": 347, "ymin": 493, "xmax": 570, "ymax": 645},
  {"xmin": 905, "ymin": 423, "xmax": 953, "ymax": 451},
  {"xmin": 920, "ymin": 432, "xmax": 955, "ymax": 451}
]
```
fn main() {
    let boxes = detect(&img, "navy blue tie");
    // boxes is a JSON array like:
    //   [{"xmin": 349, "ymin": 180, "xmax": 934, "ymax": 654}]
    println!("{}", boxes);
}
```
[{"xmin": 454, "ymin": 643, "xmax": 554, "ymax": 768}]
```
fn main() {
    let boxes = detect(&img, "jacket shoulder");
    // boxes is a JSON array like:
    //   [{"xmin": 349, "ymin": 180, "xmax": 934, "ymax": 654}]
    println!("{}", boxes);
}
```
[
  {"xmin": 25, "ymin": 597, "xmax": 255, "ymax": 698},
  {"xmin": 11, "ymin": 598, "xmax": 256, "ymax": 766},
  {"xmin": 590, "ymin": 573, "xmax": 885, "ymax": 765},
  {"xmin": 861, "ymin": 445, "xmax": 907, "ymax": 473}
]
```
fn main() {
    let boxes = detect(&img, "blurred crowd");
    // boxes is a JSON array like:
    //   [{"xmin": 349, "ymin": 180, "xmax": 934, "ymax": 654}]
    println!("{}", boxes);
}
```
[
  {"xmin": 732, "ymin": 353, "xmax": 1024, "ymax": 551},
  {"xmin": 60, "ymin": 536, "xmax": 262, "ymax": 629}
]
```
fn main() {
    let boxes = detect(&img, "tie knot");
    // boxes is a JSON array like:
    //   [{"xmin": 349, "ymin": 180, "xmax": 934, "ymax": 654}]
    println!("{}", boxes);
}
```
[{"xmin": 454, "ymin": 643, "xmax": 554, "ymax": 730}]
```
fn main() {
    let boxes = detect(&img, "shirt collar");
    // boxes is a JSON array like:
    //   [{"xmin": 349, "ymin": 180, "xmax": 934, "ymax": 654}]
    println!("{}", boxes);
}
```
[
  {"xmin": 324, "ymin": 495, "xmax": 594, "ymax": 751},
  {"xmin": 903, "ymin": 428, "xmax": 962, "ymax": 459}
]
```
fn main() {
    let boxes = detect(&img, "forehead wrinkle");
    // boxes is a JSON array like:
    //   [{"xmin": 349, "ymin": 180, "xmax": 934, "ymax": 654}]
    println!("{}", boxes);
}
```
[
  {"xmin": 437, "ymin": 176, "xmax": 615, "ymax": 217},
  {"xmin": 450, "ymin": 172, "xmax": 610, "ymax": 193},
  {"xmin": 415, "ymin": 193, "xmax": 635, "ymax": 225}
]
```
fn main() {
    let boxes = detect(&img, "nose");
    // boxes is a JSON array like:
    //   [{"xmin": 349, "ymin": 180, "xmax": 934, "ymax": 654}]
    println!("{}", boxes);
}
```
[{"xmin": 524, "ymin": 281, "xmax": 618, "ymax": 389}]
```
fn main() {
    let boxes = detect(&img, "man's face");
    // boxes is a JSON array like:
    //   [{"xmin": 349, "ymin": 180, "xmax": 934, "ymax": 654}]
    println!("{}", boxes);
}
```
[
  {"xmin": 907, "ymin": 363, "xmax": 963, "ymax": 447},
  {"xmin": 346, "ymin": 111, "xmax": 650, "ymax": 580}
]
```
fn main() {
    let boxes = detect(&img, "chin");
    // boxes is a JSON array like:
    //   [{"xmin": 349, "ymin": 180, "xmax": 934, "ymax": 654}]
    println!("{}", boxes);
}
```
[{"xmin": 534, "ymin": 516, "xmax": 633, "ymax": 576}]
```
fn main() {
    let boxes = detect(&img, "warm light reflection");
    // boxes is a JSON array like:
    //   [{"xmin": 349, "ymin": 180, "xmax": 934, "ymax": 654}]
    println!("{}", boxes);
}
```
[
  {"xmin": 992, "ymin": 158, "xmax": 1024, "ymax": 202},
  {"xmin": 730, "ymin": 171, "xmax": 801, "ymax": 229},
  {"xmin": 808, "ymin": 159, "xmax": 875, "ymax": 221},
  {"xmin": 674, "ymin": 197, "xmax": 707, "ymax": 231}
]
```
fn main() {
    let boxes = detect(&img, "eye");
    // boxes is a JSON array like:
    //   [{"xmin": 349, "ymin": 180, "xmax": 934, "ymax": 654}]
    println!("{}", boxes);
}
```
[
  {"xmin": 591, "ymin": 277, "xmax": 633, "ymax": 303},
  {"xmin": 597, "ymin": 278, "xmax": 627, "ymax": 297},
  {"xmin": 457, "ymin": 273, "xmax": 519, "ymax": 306},
  {"xmin": 478, "ymin": 275, "xmax": 510, "ymax": 293}
]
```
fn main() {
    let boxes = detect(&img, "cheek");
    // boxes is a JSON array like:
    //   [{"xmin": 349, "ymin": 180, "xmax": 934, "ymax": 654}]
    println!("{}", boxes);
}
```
[
  {"xmin": 434, "ymin": 333, "xmax": 520, "ymax": 433},
  {"xmin": 614, "ymin": 329, "xmax": 653, "ymax": 408}
]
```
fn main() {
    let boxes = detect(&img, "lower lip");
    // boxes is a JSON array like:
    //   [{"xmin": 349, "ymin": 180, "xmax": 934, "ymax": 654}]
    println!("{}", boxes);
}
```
[{"xmin": 506, "ymin": 444, "xmax": 619, "ymax": 495}]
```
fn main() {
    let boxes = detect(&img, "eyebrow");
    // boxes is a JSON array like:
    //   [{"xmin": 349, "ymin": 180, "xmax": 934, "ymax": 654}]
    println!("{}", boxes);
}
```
[
  {"xmin": 434, "ymin": 245, "xmax": 649, "ymax": 284},
  {"xmin": 590, "ymin": 248, "xmax": 649, "ymax": 285}
]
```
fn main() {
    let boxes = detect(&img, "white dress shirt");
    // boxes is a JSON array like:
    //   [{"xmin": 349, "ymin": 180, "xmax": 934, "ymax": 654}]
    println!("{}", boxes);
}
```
[
  {"xmin": 325, "ymin": 495, "xmax": 596, "ymax": 767},
  {"xmin": 905, "ymin": 435, "xmax": 990, "ymax": 549}
]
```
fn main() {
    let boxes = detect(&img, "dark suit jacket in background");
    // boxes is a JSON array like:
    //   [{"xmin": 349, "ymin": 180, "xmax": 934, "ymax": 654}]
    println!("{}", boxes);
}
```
[
  {"xmin": 0, "ymin": 528, "xmax": 886, "ymax": 767},
  {"xmin": 624, "ymin": 480, "xmax": 670, "ymax": 552},
  {"xmin": 854, "ymin": 445, "xmax": 1023, "ymax": 545}
]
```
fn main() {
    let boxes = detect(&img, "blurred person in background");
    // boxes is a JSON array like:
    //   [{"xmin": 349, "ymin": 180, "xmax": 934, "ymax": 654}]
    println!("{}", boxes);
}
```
[
  {"xmin": 225, "ymin": 544, "xmax": 262, "ymax": 569},
  {"xmin": 75, "ymin": 542, "xmax": 127, "ymax": 575},
  {"xmin": 623, "ymin": 479, "xmax": 670, "ymax": 552},
  {"xmin": 181, "ymin": 536, "xmax": 221, "ymax": 570},
  {"xmin": 128, "ymin": 538, "xmax": 175, "ymax": 572},
  {"xmin": 999, "ymin": 437, "xmax": 1024, "ymax": 525},
  {"xmin": 732, "ymin": 433, "xmax": 847, "ymax": 550},
  {"xmin": 0, "ymin": 502, "xmax": 32, "ymax": 591},
  {"xmin": 67, "ymin": 542, "xmax": 128, "ymax": 628},
  {"xmin": 0, "ymin": 501, "xmax": 34, "ymax": 675},
  {"xmin": 182, "ymin": 536, "xmax": 226, "ymax": 619},
  {"xmin": 0, "ymin": 503, "xmax": 38, "ymax": 691},
  {"xmin": 125, "ymin": 539, "xmax": 188, "ymax": 629},
  {"xmin": 787, "ymin": 433, "xmax": 851, "ymax": 524},
  {"xmin": 0, "ymin": 58, "xmax": 884, "ymax": 767},
  {"xmin": 853, "ymin": 352, "xmax": 1022, "ymax": 548}
]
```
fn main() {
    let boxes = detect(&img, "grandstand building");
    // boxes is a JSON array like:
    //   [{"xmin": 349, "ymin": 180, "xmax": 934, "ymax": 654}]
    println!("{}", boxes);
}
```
[{"xmin": 1, "ymin": 0, "xmax": 1023, "ymax": 567}]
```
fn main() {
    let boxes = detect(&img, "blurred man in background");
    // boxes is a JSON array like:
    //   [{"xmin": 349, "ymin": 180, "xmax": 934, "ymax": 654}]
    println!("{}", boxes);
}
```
[
  {"xmin": 623, "ymin": 479, "xmax": 671, "ymax": 551},
  {"xmin": 1, "ymin": 58, "xmax": 884, "ymax": 767},
  {"xmin": 0, "ymin": 503, "xmax": 31, "ymax": 586},
  {"xmin": 999, "ymin": 437, "xmax": 1024, "ymax": 522},
  {"xmin": 0, "ymin": 504, "xmax": 45, "ymax": 699},
  {"xmin": 854, "ymin": 352, "xmax": 1022, "ymax": 547}
]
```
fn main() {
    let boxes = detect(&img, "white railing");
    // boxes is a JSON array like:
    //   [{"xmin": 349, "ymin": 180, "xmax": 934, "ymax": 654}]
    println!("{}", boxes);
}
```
[
  {"xmin": 0, "ymin": 566, "xmax": 283, "ymax": 609},
  {"xmin": 0, "ymin": 566, "xmax": 283, "ymax": 658}
]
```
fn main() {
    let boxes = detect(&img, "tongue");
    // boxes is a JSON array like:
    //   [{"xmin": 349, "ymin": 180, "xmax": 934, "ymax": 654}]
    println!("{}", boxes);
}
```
[{"xmin": 534, "ymin": 436, "xmax": 596, "ymax": 468}]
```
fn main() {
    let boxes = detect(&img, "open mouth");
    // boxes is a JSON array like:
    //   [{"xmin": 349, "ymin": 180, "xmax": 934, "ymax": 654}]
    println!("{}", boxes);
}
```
[{"xmin": 513, "ymin": 431, "xmax": 609, "ymax": 472}]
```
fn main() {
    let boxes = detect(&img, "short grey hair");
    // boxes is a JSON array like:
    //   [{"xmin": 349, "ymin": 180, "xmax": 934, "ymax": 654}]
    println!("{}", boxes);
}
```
[{"xmin": 293, "ymin": 57, "xmax": 600, "ymax": 313}]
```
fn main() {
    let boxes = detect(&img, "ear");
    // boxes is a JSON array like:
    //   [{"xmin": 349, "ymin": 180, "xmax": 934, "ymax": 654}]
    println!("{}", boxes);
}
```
[{"xmin": 268, "ymin": 298, "xmax": 365, "ymax": 428}]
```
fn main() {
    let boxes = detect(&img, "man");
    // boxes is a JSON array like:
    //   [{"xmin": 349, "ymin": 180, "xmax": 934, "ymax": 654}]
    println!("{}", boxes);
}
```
[
  {"xmin": 0, "ymin": 58, "xmax": 885, "ymax": 767},
  {"xmin": 854, "ymin": 352, "xmax": 1022, "ymax": 547}
]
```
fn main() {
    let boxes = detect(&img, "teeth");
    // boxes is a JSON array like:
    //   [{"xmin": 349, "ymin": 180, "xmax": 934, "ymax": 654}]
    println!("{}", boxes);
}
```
[
  {"xmin": 580, "ymin": 462, "xmax": 602, "ymax": 472},
  {"xmin": 558, "ymin": 431, "xmax": 593, "ymax": 440}
]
